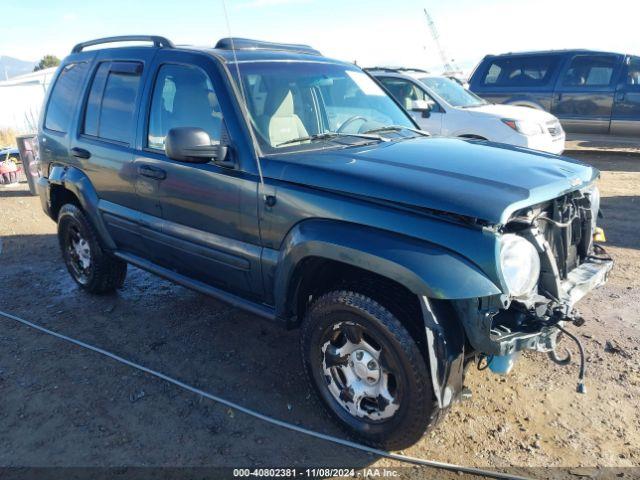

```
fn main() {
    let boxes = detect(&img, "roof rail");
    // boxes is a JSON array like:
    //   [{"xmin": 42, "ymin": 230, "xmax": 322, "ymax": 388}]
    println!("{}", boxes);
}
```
[
  {"xmin": 215, "ymin": 38, "xmax": 321, "ymax": 56},
  {"xmin": 71, "ymin": 35, "xmax": 175, "ymax": 54},
  {"xmin": 365, "ymin": 67, "xmax": 430, "ymax": 74}
]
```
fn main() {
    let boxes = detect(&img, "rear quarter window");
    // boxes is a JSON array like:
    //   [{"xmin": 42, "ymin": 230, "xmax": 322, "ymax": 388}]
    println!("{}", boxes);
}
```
[
  {"xmin": 44, "ymin": 62, "xmax": 90, "ymax": 133},
  {"xmin": 481, "ymin": 55, "xmax": 559, "ymax": 87}
]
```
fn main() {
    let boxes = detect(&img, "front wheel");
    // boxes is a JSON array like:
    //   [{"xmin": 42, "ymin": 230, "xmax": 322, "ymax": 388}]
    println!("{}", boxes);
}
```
[{"xmin": 301, "ymin": 290, "xmax": 439, "ymax": 450}]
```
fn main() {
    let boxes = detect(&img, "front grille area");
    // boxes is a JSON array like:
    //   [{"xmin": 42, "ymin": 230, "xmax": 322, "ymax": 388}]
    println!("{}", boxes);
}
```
[{"xmin": 546, "ymin": 120, "xmax": 563, "ymax": 138}]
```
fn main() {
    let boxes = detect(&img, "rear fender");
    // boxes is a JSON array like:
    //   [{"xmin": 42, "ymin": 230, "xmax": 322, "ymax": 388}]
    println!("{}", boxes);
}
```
[{"xmin": 48, "ymin": 164, "xmax": 116, "ymax": 250}]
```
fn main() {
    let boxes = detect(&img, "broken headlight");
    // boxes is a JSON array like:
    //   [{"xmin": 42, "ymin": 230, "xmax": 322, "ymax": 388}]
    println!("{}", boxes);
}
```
[{"xmin": 500, "ymin": 234, "xmax": 540, "ymax": 297}]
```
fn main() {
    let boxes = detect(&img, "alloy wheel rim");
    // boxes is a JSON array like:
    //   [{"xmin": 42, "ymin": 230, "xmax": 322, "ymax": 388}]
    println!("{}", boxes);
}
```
[
  {"xmin": 321, "ymin": 321, "xmax": 400, "ymax": 421},
  {"xmin": 67, "ymin": 226, "xmax": 91, "ymax": 282}
]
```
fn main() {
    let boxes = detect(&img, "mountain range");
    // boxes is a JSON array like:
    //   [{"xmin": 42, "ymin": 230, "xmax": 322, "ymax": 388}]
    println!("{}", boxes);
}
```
[{"xmin": 0, "ymin": 56, "xmax": 37, "ymax": 80}]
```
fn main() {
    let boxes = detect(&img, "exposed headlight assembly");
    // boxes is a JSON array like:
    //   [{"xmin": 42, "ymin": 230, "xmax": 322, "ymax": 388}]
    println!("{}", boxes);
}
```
[
  {"xmin": 502, "ymin": 118, "xmax": 545, "ymax": 136},
  {"xmin": 500, "ymin": 234, "xmax": 541, "ymax": 297}
]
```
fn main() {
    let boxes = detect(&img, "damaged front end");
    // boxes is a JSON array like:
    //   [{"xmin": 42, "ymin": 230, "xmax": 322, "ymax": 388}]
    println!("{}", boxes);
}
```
[{"xmin": 454, "ymin": 184, "xmax": 613, "ymax": 373}]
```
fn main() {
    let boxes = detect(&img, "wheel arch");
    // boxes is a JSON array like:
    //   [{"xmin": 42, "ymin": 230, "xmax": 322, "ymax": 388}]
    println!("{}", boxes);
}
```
[
  {"xmin": 275, "ymin": 219, "xmax": 500, "ymax": 322},
  {"xmin": 47, "ymin": 164, "xmax": 116, "ymax": 250},
  {"xmin": 505, "ymin": 99, "xmax": 545, "ymax": 110},
  {"xmin": 278, "ymin": 220, "xmax": 477, "ymax": 408}
]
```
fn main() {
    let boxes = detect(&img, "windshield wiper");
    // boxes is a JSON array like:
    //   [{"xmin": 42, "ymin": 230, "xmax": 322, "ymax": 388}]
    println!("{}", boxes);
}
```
[
  {"xmin": 276, "ymin": 131, "xmax": 385, "ymax": 147},
  {"xmin": 363, "ymin": 125, "xmax": 430, "ymax": 137}
]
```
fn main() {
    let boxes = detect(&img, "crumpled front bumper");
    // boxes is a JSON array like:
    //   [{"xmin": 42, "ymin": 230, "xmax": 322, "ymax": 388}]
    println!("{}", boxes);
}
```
[
  {"xmin": 558, "ymin": 257, "xmax": 613, "ymax": 308},
  {"xmin": 454, "ymin": 254, "xmax": 614, "ymax": 357}
]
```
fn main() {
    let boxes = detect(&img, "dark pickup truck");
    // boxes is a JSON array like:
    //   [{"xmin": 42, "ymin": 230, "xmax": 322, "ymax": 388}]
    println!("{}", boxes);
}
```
[
  {"xmin": 469, "ymin": 50, "xmax": 640, "ymax": 137},
  {"xmin": 37, "ymin": 36, "xmax": 612, "ymax": 450}
]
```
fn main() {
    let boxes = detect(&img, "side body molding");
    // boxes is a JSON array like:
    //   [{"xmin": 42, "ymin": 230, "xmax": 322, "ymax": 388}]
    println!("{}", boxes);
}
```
[
  {"xmin": 272, "ymin": 219, "xmax": 501, "ymax": 319},
  {"xmin": 47, "ymin": 164, "xmax": 117, "ymax": 250}
]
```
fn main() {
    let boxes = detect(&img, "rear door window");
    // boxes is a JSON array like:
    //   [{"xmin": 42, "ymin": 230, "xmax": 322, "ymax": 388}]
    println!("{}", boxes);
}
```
[
  {"xmin": 481, "ymin": 55, "xmax": 559, "ymax": 87},
  {"xmin": 562, "ymin": 55, "xmax": 617, "ymax": 87},
  {"xmin": 83, "ymin": 62, "xmax": 143, "ymax": 144},
  {"xmin": 44, "ymin": 62, "xmax": 90, "ymax": 133}
]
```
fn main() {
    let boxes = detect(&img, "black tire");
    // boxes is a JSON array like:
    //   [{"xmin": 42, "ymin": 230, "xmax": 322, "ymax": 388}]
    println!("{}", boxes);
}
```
[
  {"xmin": 301, "ymin": 290, "xmax": 439, "ymax": 450},
  {"xmin": 57, "ymin": 204, "xmax": 127, "ymax": 293}
]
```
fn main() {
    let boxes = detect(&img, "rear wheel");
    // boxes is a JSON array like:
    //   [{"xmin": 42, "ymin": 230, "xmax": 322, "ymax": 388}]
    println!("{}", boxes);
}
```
[
  {"xmin": 58, "ymin": 204, "xmax": 127, "ymax": 293},
  {"xmin": 301, "ymin": 290, "xmax": 439, "ymax": 450}
]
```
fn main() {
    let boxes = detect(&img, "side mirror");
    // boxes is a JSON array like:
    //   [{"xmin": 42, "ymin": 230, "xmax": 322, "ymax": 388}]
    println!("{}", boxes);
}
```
[
  {"xmin": 165, "ymin": 127, "xmax": 234, "ymax": 167},
  {"xmin": 410, "ymin": 99, "xmax": 435, "ymax": 118}
]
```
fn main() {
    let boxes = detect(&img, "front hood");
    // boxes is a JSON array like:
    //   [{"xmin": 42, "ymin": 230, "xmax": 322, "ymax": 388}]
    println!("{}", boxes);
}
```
[
  {"xmin": 465, "ymin": 104, "xmax": 557, "ymax": 123},
  {"xmin": 263, "ymin": 137, "xmax": 596, "ymax": 225}
]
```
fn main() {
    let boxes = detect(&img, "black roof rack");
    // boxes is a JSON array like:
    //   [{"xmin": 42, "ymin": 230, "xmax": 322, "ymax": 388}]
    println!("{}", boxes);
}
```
[
  {"xmin": 71, "ymin": 35, "xmax": 175, "ymax": 54},
  {"xmin": 215, "ymin": 38, "xmax": 321, "ymax": 56}
]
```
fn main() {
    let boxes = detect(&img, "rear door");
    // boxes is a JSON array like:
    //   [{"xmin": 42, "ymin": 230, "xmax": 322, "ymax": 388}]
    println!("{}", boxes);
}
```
[
  {"xmin": 377, "ymin": 76, "xmax": 443, "ymax": 134},
  {"xmin": 72, "ymin": 50, "xmax": 154, "ymax": 257},
  {"xmin": 611, "ymin": 55, "xmax": 640, "ymax": 136},
  {"xmin": 551, "ymin": 53, "xmax": 622, "ymax": 133}
]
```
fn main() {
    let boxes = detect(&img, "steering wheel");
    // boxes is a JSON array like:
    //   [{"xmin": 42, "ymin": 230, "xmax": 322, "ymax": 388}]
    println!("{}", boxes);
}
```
[{"xmin": 337, "ymin": 115, "xmax": 368, "ymax": 133}]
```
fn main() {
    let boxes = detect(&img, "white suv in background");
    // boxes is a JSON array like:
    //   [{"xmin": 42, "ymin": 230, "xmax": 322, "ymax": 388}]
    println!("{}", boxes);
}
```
[{"xmin": 368, "ymin": 68, "xmax": 566, "ymax": 154}]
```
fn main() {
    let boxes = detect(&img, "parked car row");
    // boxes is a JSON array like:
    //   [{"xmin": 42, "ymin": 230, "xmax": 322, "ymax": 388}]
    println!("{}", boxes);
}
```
[
  {"xmin": 35, "ymin": 36, "xmax": 612, "ymax": 450},
  {"xmin": 469, "ymin": 49, "xmax": 640, "ymax": 137},
  {"xmin": 367, "ymin": 67, "xmax": 565, "ymax": 154}
]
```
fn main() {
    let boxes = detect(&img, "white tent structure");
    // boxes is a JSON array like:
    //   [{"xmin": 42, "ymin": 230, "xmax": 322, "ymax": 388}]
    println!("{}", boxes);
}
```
[{"xmin": 0, "ymin": 67, "xmax": 56, "ymax": 133}]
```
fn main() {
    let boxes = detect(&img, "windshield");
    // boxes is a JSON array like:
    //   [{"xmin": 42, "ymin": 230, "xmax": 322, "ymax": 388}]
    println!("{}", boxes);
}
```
[
  {"xmin": 233, "ymin": 61, "xmax": 416, "ymax": 152},
  {"xmin": 419, "ymin": 76, "xmax": 487, "ymax": 108}
]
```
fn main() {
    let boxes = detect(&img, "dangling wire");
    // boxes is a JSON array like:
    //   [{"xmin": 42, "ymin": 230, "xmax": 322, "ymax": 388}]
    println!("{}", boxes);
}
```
[
  {"xmin": 555, "ymin": 324, "xmax": 587, "ymax": 394},
  {"xmin": 220, "ymin": 0, "xmax": 265, "ymax": 187}
]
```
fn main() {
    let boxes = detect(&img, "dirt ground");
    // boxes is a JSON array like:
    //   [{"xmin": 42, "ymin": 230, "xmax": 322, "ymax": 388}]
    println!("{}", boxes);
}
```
[{"xmin": 0, "ymin": 151, "xmax": 638, "ymax": 479}]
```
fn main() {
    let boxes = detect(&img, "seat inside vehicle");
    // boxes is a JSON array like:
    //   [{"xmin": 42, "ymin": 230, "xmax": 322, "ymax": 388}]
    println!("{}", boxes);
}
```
[{"xmin": 265, "ymin": 88, "xmax": 308, "ymax": 146}]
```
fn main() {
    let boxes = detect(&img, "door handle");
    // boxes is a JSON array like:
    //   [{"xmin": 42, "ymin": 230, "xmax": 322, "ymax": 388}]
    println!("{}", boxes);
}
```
[
  {"xmin": 138, "ymin": 164, "xmax": 167, "ymax": 180},
  {"xmin": 70, "ymin": 147, "xmax": 91, "ymax": 159},
  {"xmin": 616, "ymin": 91, "xmax": 626, "ymax": 102},
  {"xmin": 556, "ymin": 92, "xmax": 563, "ymax": 102}
]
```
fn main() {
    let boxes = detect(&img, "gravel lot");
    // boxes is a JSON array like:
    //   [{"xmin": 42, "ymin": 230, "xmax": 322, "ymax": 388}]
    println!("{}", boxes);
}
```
[{"xmin": 0, "ymin": 151, "xmax": 638, "ymax": 479}]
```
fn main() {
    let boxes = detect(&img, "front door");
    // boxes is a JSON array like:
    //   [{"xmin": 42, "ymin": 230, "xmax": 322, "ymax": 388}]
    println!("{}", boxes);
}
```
[
  {"xmin": 377, "ymin": 76, "xmax": 443, "ymax": 135},
  {"xmin": 611, "ymin": 56, "xmax": 640, "ymax": 137},
  {"xmin": 552, "ymin": 54, "xmax": 621, "ymax": 134},
  {"xmin": 133, "ymin": 51, "xmax": 263, "ymax": 299}
]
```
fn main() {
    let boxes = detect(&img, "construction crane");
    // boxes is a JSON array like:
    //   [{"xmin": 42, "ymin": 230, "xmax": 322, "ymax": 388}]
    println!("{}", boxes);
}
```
[{"xmin": 423, "ymin": 8, "xmax": 463, "ymax": 77}]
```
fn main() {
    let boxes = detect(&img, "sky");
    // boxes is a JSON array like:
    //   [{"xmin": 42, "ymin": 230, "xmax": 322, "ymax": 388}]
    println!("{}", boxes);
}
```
[{"xmin": 0, "ymin": 0, "xmax": 638, "ymax": 75}]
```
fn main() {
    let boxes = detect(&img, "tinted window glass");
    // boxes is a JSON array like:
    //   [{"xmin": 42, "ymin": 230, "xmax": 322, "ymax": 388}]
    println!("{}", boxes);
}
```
[
  {"xmin": 83, "ymin": 63, "xmax": 110, "ymax": 137},
  {"xmin": 148, "ymin": 64, "xmax": 222, "ymax": 150},
  {"xmin": 83, "ymin": 62, "xmax": 142, "ymax": 143},
  {"xmin": 625, "ymin": 56, "xmax": 640, "ymax": 87},
  {"xmin": 562, "ymin": 55, "xmax": 616, "ymax": 87},
  {"xmin": 482, "ymin": 55, "xmax": 558, "ymax": 87},
  {"xmin": 44, "ymin": 62, "xmax": 89, "ymax": 133}
]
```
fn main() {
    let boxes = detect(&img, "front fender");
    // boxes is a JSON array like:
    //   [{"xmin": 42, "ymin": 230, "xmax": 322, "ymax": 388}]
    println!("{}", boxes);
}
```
[
  {"xmin": 48, "ymin": 164, "xmax": 116, "ymax": 250},
  {"xmin": 274, "ymin": 219, "xmax": 501, "ymax": 318}
]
